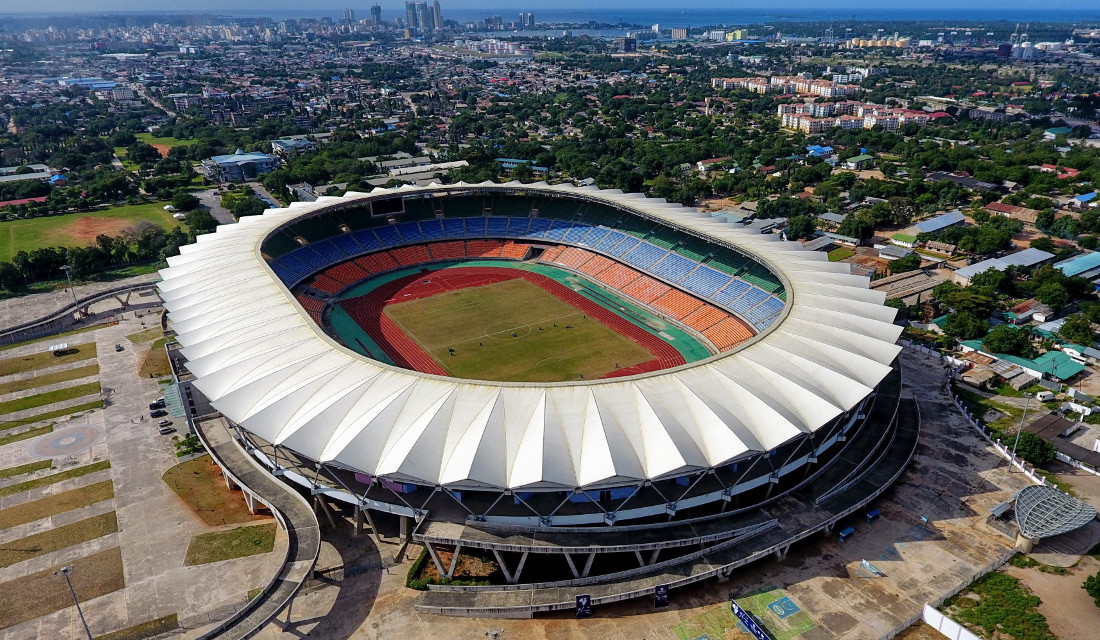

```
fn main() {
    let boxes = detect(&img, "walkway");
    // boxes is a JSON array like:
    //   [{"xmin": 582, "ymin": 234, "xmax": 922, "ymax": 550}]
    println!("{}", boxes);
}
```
[{"xmin": 193, "ymin": 418, "xmax": 320, "ymax": 640}]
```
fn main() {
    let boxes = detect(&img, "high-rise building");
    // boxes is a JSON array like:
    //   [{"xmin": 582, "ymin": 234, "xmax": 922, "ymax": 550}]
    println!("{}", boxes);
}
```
[
  {"xmin": 416, "ymin": 2, "xmax": 432, "ymax": 31},
  {"xmin": 432, "ymin": 0, "xmax": 443, "ymax": 30},
  {"xmin": 518, "ymin": 13, "xmax": 526, "ymax": 28},
  {"xmin": 527, "ymin": 13, "xmax": 535, "ymax": 28},
  {"xmin": 671, "ymin": 27, "xmax": 689, "ymax": 40},
  {"xmin": 406, "ymin": 2, "xmax": 418, "ymax": 28},
  {"xmin": 371, "ymin": 5, "xmax": 382, "ymax": 26},
  {"xmin": 343, "ymin": 8, "xmax": 355, "ymax": 23}
]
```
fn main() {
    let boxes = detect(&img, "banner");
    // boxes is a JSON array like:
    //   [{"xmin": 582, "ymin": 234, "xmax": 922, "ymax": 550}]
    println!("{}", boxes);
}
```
[
  {"xmin": 731, "ymin": 600, "xmax": 773, "ymax": 640},
  {"xmin": 654, "ymin": 584, "xmax": 670, "ymax": 608},
  {"xmin": 576, "ymin": 594, "xmax": 591, "ymax": 618}
]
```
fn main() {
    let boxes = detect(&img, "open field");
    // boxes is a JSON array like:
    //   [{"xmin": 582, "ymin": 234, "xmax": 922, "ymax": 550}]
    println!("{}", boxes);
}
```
[
  {"xmin": 0, "ymin": 459, "xmax": 51, "ymax": 480},
  {"xmin": 828, "ymin": 247, "xmax": 855, "ymax": 262},
  {"xmin": 139, "ymin": 337, "xmax": 170, "ymax": 378},
  {"xmin": 114, "ymin": 133, "xmax": 197, "ymax": 161},
  {"xmin": 0, "ymin": 399, "xmax": 102, "ymax": 432},
  {"xmin": 0, "ymin": 325, "xmax": 100, "ymax": 352},
  {"xmin": 0, "ymin": 342, "xmax": 96, "ymax": 376},
  {"xmin": 384, "ymin": 278, "xmax": 653, "ymax": 382},
  {"xmin": 163, "ymin": 455, "xmax": 271, "ymax": 526},
  {"xmin": 0, "ymin": 381, "xmax": 101, "ymax": 415},
  {"xmin": 0, "ymin": 459, "xmax": 110, "ymax": 499},
  {"xmin": 0, "ymin": 363, "xmax": 98, "ymax": 395},
  {"xmin": 0, "ymin": 546, "xmax": 124, "ymax": 630},
  {"xmin": 0, "ymin": 510, "xmax": 118, "ymax": 568},
  {"xmin": 125, "ymin": 327, "xmax": 163, "ymax": 343},
  {"xmin": 0, "ymin": 479, "xmax": 113, "ymax": 529},
  {"xmin": 184, "ymin": 522, "xmax": 277, "ymax": 566},
  {"xmin": 0, "ymin": 202, "xmax": 182, "ymax": 261},
  {"xmin": 0, "ymin": 424, "xmax": 52, "ymax": 446}
]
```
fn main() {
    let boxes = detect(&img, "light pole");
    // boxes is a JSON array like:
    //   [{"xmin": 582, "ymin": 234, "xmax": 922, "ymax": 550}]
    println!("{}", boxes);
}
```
[
  {"xmin": 1010, "ymin": 392, "xmax": 1033, "ymax": 472},
  {"xmin": 61, "ymin": 265, "xmax": 80, "ymax": 314},
  {"xmin": 54, "ymin": 565, "xmax": 93, "ymax": 640}
]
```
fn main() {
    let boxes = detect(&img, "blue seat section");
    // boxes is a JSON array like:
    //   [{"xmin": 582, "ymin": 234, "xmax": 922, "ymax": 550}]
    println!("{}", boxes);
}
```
[
  {"xmin": 441, "ymin": 218, "xmax": 466, "ymax": 238},
  {"xmin": 523, "ymin": 218, "xmax": 552, "ymax": 238},
  {"xmin": 621, "ymin": 242, "xmax": 669, "ymax": 270},
  {"xmin": 270, "ymin": 256, "xmax": 313, "ymax": 285},
  {"xmin": 328, "ymin": 234, "xmax": 363, "ymax": 258},
  {"xmin": 485, "ymin": 217, "xmax": 509, "ymax": 236},
  {"xmin": 465, "ymin": 217, "xmax": 487, "ymax": 237},
  {"xmin": 681, "ymin": 266, "xmax": 733, "ymax": 298},
  {"xmin": 605, "ymin": 234, "xmax": 640, "ymax": 257},
  {"xmin": 745, "ymin": 297, "xmax": 785, "ymax": 327},
  {"xmin": 373, "ymin": 225, "xmax": 402, "ymax": 247},
  {"xmin": 395, "ymin": 221, "xmax": 424, "ymax": 243},
  {"xmin": 562, "ymin": 223, "xmax": 593, "ymax": 244},
  {"xmin": 544, "ymin": 220, "xmax": 573, "ymax": 240},
  {"xmin": 578, "ymin": 227, "xmax": 610, "ymax": 247},
  {"xmin": 595, "ymin": 230, "xmax": 627, "ymax": 253},
  {"xmin": 650, "ymin": 253, "xmax": 696, "ymax": 283},
  {"xmin": 288, "ymin": 246, "xmax": 328, "ymax": 271},
  {"xmin": 350, "ymin": 228, "xmax": 382, "ymax": 251},
  {"xmin": 711, "ymin": 278, "xmax": 752, "ymax": 307},
  {"xmin": 506, "ymin": 217, "xmax": 532, "ymax": 237},
  {"xmin": 757, "ymin": 312, "xmax": 782, "ymax": 330},
  {"xmin": 310, "ymin": 239, "xmax": 348, "ymax": 264},
  {"xmin": 729, "ymin": 286, "xmax": 770, "ymax": 315},
  {"xmin": 419, "ymin": 220, "xmax": 444, "ymax": 239}
]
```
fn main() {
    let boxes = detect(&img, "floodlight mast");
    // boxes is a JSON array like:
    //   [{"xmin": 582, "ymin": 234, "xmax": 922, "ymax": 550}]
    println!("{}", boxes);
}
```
[
  {"xmin": 54, "ymin": 565, "xmax": 93, "ymax": 640},
  {"xmin": 1010, "ymin": 392, "xmax": 1033, "ymax": 472}
]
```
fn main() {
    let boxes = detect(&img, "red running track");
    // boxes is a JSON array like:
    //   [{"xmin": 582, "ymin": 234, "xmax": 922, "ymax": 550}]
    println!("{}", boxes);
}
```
[{"xmin": 338, "ymin": 266, "xmax": 685, "ymax": 378}]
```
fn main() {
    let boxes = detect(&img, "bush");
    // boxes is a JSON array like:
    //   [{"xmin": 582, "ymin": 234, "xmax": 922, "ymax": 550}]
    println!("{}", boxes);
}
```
[
  {"xmin": 406, "ymin": 548, "xmax": 430, "ymax": 590},
  {"xmin": 1084, "ymin": 570, "xmax": 1100, "ymax": 608},
  {"xmin": 171, "ymin": 191, "xmax": 200, "ymax": 212},
  {"xmin": 1013, "ymin": 431, "xmax": 1056, "ymax": 466}
]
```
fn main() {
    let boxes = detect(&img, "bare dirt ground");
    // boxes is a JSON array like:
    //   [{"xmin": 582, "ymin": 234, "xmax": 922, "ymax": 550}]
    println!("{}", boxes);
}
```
[
  {"xmin": 59, "ymin": 217, "xmax": 135, "ymax": 244},
  {"xmin": 893, "ymin": 622, "xmax": 945, "ymax": 640},
  {"xmin": 151, "ymin": 144, "xmax": 171, "ymax": 158},
  {"xmin": 1003, "ymin": 555, "xmax": 1100, "ymax": 640}
]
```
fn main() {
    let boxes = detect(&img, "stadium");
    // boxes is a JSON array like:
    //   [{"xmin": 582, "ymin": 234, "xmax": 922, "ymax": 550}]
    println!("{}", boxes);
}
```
[{"xmin": 159, "ymin": 181, "xmax": 915, "ymax": 615}]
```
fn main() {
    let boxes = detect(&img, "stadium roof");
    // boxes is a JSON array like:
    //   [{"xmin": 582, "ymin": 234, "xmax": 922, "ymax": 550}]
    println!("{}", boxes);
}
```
[
  {"xmin": 1015, "ymin": 484, "xmax": 1096, "ymax": 540},
  {"xmin": 159, "ymin": 181, "xmax": 902, "ymax": 491}
]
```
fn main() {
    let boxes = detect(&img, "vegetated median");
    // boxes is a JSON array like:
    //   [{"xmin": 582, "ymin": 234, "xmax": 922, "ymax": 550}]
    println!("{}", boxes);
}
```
[
  {"xmin": 0, "ymin": 459, "xmax": 111, "ymax": 499},
  {"xmin": 0, "ymin": 363, "xmax": 99, "ymax": 395},
  {"xmin": 0, "ymin": 479, "xmax": 114, "ymax": 529},
  {"xmin": 0, "ymin": 342, "xmax": 97, "ymax": 377},
  {"xmin": 0, "ymin": 424, "xmax": 53, "ymax": 446},
  {"xmin": 0, "ymin": 400, "xmax": 102, "ymax": 432},
  {"xmin": 0, "ymin": 546, "xmax": 124, "ymax": 630},
  {"xmin": 0, "ymin": 459, "xmax": 52, "ymax": 481},
  {"xmin": 184, "ymin": 522, "xmax": 277, "ymax": 566},
  {"xmin": 0, "ymin": 511, "xmax": 119, "ymax": 568},
  {"xmin": 0, "ymin": 381, "xmax": 102, "ymax": 416}
]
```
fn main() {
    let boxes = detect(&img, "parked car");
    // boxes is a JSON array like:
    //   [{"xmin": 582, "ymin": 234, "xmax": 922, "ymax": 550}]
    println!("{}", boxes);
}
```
[
  {"xmin": 150, "ymin": 410, "xmax": 167, "ymax": 418},
  {"xmin": 114, "ymin": 344, "xmax": 123, "ymax": 352},
  {"xmin": 158, "ymin": 420, "xmax": 172, "ymax": 427},
  {"xmin": 159, "ymin": 426, "xmax": 176, "ymax": 435},
  {"xmin": 148, "ymin": 401, "xmax": 165, "ymax": 410}
]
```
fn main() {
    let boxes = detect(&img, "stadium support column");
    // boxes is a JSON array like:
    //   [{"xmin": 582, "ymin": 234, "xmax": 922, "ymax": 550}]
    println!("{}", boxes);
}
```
[{"xmin": 1015, "ymin": 533, "xmax": 1036, "ymax": 553}]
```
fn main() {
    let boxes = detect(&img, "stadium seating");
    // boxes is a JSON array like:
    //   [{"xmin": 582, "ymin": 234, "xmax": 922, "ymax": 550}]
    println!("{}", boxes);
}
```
[
  {"xmin": 390, "ymin": 245, "xmax": 432, "ymax": 266},
  {"xmin": 373, "ymin": 225, "xmax": 402, "ymax": 247},
  {"xmin": 649, "ymin": 253, "xmax": 696, "ymax": 283},
  {"xmin": 287, "ymin": 246, "xmax": 330, "ymax": 271},
  {"xmin": 703, "ymin": 317, "xmax": 755, "ymax": 351},
  {"xmin": 310, "ymin": 274, "xmax": 346, "ymax": 294},
  {"xmin": 651, "ymin": 289, "xmax": 703, "ymax": 320},
  {"xmin": 350, "ymin": 229, "xmax": 384, "ymax": 252},
  {"xmin": 324, "ymin": 261, "xmax": 369, "ymax": 286},
  {"xmin": 295, "ymin": 294, "xmax": 325, "ymax": 324},
  {"xmin": 289, "ymin": 216, "xmax": 344, "ymax": 243},
  {"xmin": 354, "ymin": 252, "xmax": 399, "ymax": 275},
  {"xmin": 467, "ymin": 239, "xmax": 504, "ymax": 258},
  {"xmin": 595, "ymin": 263, "xmax": 642, "ymax": 289},
  {"xmin": 395, "ymin": 221, "xmax": 424, "ymax": 244},
  {"xmin": 742, "ymin": 264, "xmax": 783, "ymax": 293},
  {"xmin": 544, "ymin": 220, "xmax": 574, "ymax": 241},
  {"xmin": 485, "ymin": 217, "xmax": 510, "ymax": 237},
  {"xmin": 309, "ymin": 240, "xmax": 350, "ymax": 264},
  {"xmin": 539, "ymin": 245, "xmax": 566, "ymax": 263},
  {"xmin": 621, "ymin": 242, "xmax": 669, "ymax": 270},
  {"xmin": 562, "ymin": 224, "xmax": 594, "ymax": 244},
  {"xmin": 745, "ymin": 297, "xmax": 785, "ymax": 327},
  {"xmin": 578, "ymin": 254, "xmax": 615, "ymax": 277},
  {"xmin": 711, "ymin": 279, "xmax": 752, "ymax": 307},
  {"xmin": 647, "ymin": 226, "xmax": 682, "ymax": 250},
  {"xmin": 427, "ymin": 241, "xmax": 466, "ymax": 261},
  {"xmin": 679, "ymin": 265, "xmax": 733, "ymax": 298},
  {"xmin": 594, "ymin": 230, "xmax": 627, "ymax": 253},
  {"xmin": 578, "ymin": 227, "xmax": 610, "ymax": 248},
  {"xmin": 329, "ymin": 234, "xmax": 364, "ymax": 258},
  {"xmin": 605, "ymin": 235, "xmax": 640, "ymax": 258},
  {"xmin": 682, "ymin": 305, "xmax": 727, "ymax": 333},
  {"xmin": 419, "ymin": 219, "xmax": 445, "ymax": 240},
  {"xmin": 729, "ymin": 287, "xmax": 770, "ymax": 315},
  {"xmin": 500, "ymin": 241, "xmax": 531, "ymax": 260},
  {"xmin": 269, "ymin": 255, "xmax": 313, "ymax": 284},
  {"xmin": 263, "ymin": 231, "xmax": 303, "ymax": 259},
  {"xmin": 553, "ymin": 247, "xmax": 596, "ymax": 270},
  {"xmin": 506, "ymin": 217, "xmax": 532, "ymax": 237},
  {"xmin": 622, "ymin": 275, "xmax": 670, "ymax": 304},
  {"xmin": 402, "ymin": 198, "xmax": 436, "ymax": 220},
  {"xmin": 464, "ymin": 217, "xmax": 487, "ymax": 237},
  {"xmin": 441, "ymin": 218, "xmax": 467, "ymax": 239}
]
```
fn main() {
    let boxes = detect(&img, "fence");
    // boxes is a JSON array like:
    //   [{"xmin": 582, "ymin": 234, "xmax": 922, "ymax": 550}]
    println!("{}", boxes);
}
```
[{"xmin": 922, "ymin": 605, "xmax": 984, "ymax": 640}]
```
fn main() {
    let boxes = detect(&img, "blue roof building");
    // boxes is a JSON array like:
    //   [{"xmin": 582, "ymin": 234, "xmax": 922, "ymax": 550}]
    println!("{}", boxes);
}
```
[
  {"xmin": 1055, "ymin": 252, "xmax": 1100, "ymax": 279},
  {"xmin": 1076, "ymin": 192, "xmax": 1097, "ymax": 206},
  {"xmin": 915, "ymin": 210, "xmax": 966, "ymax": 234},
  {"xmin": 201, "ymin": 149, "xmax": 278, "ymax": 183}
]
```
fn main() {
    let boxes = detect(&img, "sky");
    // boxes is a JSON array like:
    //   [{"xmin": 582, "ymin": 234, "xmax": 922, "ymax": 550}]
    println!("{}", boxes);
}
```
[{"xmin": 2, "ymin": 0, "xmax": 1097, "ymax": 15}]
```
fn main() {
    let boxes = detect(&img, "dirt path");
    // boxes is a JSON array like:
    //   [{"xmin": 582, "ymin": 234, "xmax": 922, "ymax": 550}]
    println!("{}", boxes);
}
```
[{"xmin": 1003, "ymin": 555, "xmax": 1100, "ymax": 640}]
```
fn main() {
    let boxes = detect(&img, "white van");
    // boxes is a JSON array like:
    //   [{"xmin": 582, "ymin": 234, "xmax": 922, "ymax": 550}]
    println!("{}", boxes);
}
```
[{"xmin": 1036, "ymin": 391, "xmax": 1055, "ymax": 402}]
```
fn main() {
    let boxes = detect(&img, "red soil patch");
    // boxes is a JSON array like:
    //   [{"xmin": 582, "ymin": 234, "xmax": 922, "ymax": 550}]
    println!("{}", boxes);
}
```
[
  {"xmin": 151, "ymin": 144, "xmax": 171, "ymax": 158},
  {"xmin": 59, "ymin": 217, "xmax": 136, "ymax": 244}
]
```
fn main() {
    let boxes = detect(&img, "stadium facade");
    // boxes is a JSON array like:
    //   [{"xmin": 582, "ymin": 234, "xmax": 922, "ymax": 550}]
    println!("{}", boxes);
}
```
[{"xmin": 161, "ymin": 182, "xmax": 912, "ymax": 609}]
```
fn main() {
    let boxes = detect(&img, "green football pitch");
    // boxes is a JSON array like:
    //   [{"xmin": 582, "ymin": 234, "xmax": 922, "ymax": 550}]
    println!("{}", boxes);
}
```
[{"xmin": 383, "ymin": 278, "xmax": 654, "ymax": 382}]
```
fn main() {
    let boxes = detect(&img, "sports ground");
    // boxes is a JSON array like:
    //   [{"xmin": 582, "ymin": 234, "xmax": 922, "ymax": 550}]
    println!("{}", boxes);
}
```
[{"xmin": 329, "ymin": 261, "xmax": 712, "ymax": 383}]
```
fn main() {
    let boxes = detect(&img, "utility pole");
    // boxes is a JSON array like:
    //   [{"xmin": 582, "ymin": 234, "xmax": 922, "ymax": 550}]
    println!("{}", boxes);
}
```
[
  {"xmin": 54, "ymin": 565, "xmax": 93, "ymax": 640},
  {"xmin": 1010, "ymin": 392, "xmax": 1033, "ymax": 472},
  {"xmin": 61, "ymin": 265, "xmax": 80, "ymax": 314}
]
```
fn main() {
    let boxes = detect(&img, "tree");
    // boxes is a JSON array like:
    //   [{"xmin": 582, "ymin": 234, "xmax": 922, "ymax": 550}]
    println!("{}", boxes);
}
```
[
  {"xmin": 1085, "ymin": 570, "xmax": 1100, "ymax": 608},
  {"xmin": 1013, "ymin": 431, "xmax": 1055, "ymax": 466},
  {"xmin": 231, "ymin": 197, "xmax": 268, "ymax": 218},
  {"xmin": 171, "ymin": 191, "xmax": 200, "ymax": 212},
  {"xmin": 889, "ymin": 254, "xmax": 921, "ymax": 273},
  {"xmin": 982, "ymin": 324, "xmax": 1031, "ymax": 356},
  {"xmin": 1059, "ymin": 314, "xmax": 1095, "ymax": 346},
  {"xmin": 1028, "ymin": 236, "xmax": 1055, "ymax": 253},
  {"xmin": 785, "ymin": 215, "xmax": 815, "ymax": 241},
  {"xmin": 127, "ymin": 142, "xmax": 161, "ymax": 165},
  {"xmin": 943, "ymin": 312, "xmax": 989, "ymax": 340},
  {"xmin": 1035, "ymin": 282, "xmax": 1069, "ymax": 310}
]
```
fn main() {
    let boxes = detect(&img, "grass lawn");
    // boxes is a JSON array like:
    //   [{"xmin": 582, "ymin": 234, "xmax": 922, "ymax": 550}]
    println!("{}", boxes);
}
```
[
  {"xmin": 0, "ymin": 202, "xmax": 182, "ymax": 261},
  {"xmin": 0, "ymin": 424, "xmax": 53, "ymax": 446},
  {"xmin": 184, "ymin": 522, "xmax": 277, "ymax": 566},
  {"xmin": 0, "ymin": 479, "xmax": 113, "ymax": 530},
  {"xmin": 0, "ymin": 381, "xmax": 101, "ymax": 416},
  {"xmin": 0, "ymin": 325, "xmax": 100, "ymax": 353},
  {"xmin": 671, "ymin": 587, "xmax": 816, "ymax": 640},
  {"xmin": 0, "ymin": 363, "xmax": 99, "ymax": 395},
  {"xmin": 0, "ymin": 546, "xmax": 124, "ymax": 630},
  {"xmin": 0, "ymin": 342, "xmax": 96, "ymax": 377},
  {"xmin": 0, "ymin": 459, "xmax": 110, "ymax": 499},
  {"xmin": 93, "ymin": 613, "xmax": 180, "ymax": 640},
  {"xmin": 125, "ymin": 327, "xmax": 162, "ymax": 343},
  {"xmin": 0, "ymin": 459, "xmax": 51, "ymax": 480},
  {"xmin": 0, "ymin": 511, "xmax": 118, "ymax": 568},
  {"xmin": 953, "ymin": 385, "xmax": 1026, "ymax": 434},
  {"xmin": 828, "ymin": 247, "xmax": 856, "ymax": 262},
  {"xmin": 0, "ymin": 399, "xmax": 102, "ymax": 432},
  {"xmin": 383, "ymin": 279, "xmax": 653, "ymax": 382},
  {"xmin": 163, "ymin": 455, "xmax": 271, "ymax": 526},
  {"xmin": 139, "ymin": 337, "xmax": 170, "ymax": 378},
  {"xmin": 942, "ymin": 572, "xmax": 1055, "ymax": 640}
]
